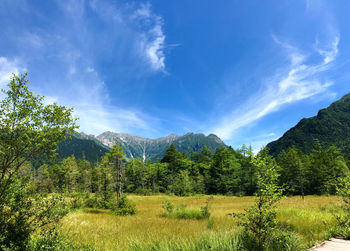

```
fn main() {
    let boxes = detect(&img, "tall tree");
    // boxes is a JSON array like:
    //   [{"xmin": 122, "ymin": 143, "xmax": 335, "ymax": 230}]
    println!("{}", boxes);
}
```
[
  {"xmin": 0, "ymin": 73, "xmax": 77, "ymax": 199},
  {"xmin": 0, "ymin": 73, "xmax": 77, "ymax": 249},
  {"xmin": 103, "ymin": 143, "xmax": 125, "ymax": 200},
  {"xmin": 277, "ymin": 146, "xmax": 307, "ymax": 197}
]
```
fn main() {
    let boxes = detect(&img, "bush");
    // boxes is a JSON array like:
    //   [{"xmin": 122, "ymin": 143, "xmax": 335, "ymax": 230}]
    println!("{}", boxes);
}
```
[
  {"xmin": 161, "ymin": 199, "xmax": 211, "ymax": 220},
  {"xmin": 134, "ymin": 188, "xmax": 152, "ymax": 195},
  {"xmin": 0, "ymin": 178, "xmax": 68, "ymax": 250},
  {"xmin": 68, "ymin": 192, "xmax": 84, "ymax": 209},
  {"xmin": 200, "ymin": 196, "xmax": 213, "ymax": 218},
  {"xmin": 111, "ymin": 195, "xmax": 137, "ymax": 216},
  {"xmin": 330, "ymin": 176, "xmax": 350, "ymax": 238},
  {"xmin": 161, "ymin": 200, "xmax": 174, "ymax": 213},
  {"xmin": 28, "ymin": 231, "xmax": 97, "ymax": 251},
  {"xmin": 232, "ymin": 151, "xmax": 301, "ymax": 250},
  {"xmin": 83, "ymin": 193, "xmax": 104, "ymax": 209}
]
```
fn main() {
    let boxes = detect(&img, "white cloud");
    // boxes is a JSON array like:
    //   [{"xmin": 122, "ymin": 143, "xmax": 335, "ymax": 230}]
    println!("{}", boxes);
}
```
[
  {"xmin": 143, "ymin": 24, "xmax": 166, "ymax": 71},
  {"xmin": 0, "ymin": 57, "xmax": 24, "ymax": 88},
  {"xmin": 212, "ymin": 35, "xmax": 339, "ymax": 140},
  {"xmin": 132, "ymin": 4, "xmax": 166, "ymax": 71},
  {"xmin": 88, "ymin": 0, "xmax": 167, "ymax": 72},
  {"xmin": 74, "ymin": 104, "xmax": 151, "ymax": 135}
]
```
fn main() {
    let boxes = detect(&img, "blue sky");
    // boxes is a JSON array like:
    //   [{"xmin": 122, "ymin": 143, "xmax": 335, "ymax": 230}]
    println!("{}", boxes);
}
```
[{"xmin": 1, "ymin": 0, "xmax": 350, "ymax": 150}]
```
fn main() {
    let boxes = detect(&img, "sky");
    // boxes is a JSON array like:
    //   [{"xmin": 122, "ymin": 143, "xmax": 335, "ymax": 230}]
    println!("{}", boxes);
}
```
[{"xmin": 1, "ymin": 0, "xmax": 350, "ymax": 150}]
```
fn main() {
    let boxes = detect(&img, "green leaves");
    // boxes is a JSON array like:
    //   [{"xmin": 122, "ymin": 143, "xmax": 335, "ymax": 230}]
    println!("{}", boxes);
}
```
[
  {"xmin": 0, "ymin": 73, "xmax": 77, "ymax": 199},
  {"xmin": 234, "ymin": 150, "xmax": 285, "ymax": 250}
]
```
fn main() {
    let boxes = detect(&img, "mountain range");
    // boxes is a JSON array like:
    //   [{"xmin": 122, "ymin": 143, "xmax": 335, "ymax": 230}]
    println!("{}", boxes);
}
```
[
  {"xmin": 58, "ymin": 131, "xmax": 225, "ymax": 162},
  {"xmin": 267, "ymin": 93, "xmax": 350, "ymax": 156},
  {"xmin": 57, "ymin": 92, "xmax": 350, "ymax": 162}
]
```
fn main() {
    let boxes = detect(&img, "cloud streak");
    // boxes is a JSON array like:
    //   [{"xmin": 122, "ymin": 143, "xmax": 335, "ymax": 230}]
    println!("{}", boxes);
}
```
[
  {"xmin": 212, "ymin": 35, "xmax": 339, "ymax": 140},
  {"xmin": 0, "ymin": 0, "xmax": 168, "ymax": 136},
  {"xmin": 88, "ymin": 0, "xmax": 167, "ymax": 72}
]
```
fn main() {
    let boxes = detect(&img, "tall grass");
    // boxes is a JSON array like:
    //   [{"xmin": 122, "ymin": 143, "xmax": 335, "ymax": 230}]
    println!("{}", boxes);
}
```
[
  {"xmin": 161, "ymin": 198, "xmax": 211, "ymax": 220},
  {"xmin": 130, "ymin": 231, "xmax": 242, "ymax": 251},
  {"xmin": 58, "ymin": 195, "xmax": 339, "ymax": 250}
]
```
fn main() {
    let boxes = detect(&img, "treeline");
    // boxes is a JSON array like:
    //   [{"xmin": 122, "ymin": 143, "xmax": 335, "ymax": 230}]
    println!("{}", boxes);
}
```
[{"xmin": 28, "ymin": 139, "xmax": 349, "ymax": 196}]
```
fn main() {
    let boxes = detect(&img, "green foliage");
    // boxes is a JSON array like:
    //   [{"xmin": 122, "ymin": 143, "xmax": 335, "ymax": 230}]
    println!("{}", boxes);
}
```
[
  {"xmin": 83, "ymin": 193, "xmax": 105, "ymax": 209},
  {"xmin": 28, "ymin": 231, "xmax": 97, "ymax": 251},
  {"xmin": 267, "ymin": 92, "xmax": 350, "ymax": 157},
  {"xmin": 172, "ymin": 170, "xmax": 194, "ymax": 196},
  {"xmin": 161, "ymin": 199, "xmax": 211, "ymax": 220},
  {"xmin": 0, "ymin": 73, "xmax": 76, "ymax": 250},
  {"xmin": 200, "ymin": 196, "xmax": 213, "ymax": 218},
  {"xmin": 0, "ymin": 73, "xmax": 77, "ymax": 199},
  {"xmin": 208, "ymin": 146, "xmax": 243, "ymax": 195},
  {"xmin": 57, "ymin": 134, "xmax": 109, "ymax": 163},
  {"xmin": 161, "ymin": 199, "xmax": 174, "ymax": 213},
  {"xmin": 110, "ymin": 194, "xmax": 137, "ymax": 216},
  {"xmin": 232, "ymin": 150, "xmax": 299, "ymax": 250},
  {"xmin": 0, "ymin": 178, "xmax": 68, "ymax": 250},
  {"xmin": 102, "ymin": 143, "xmax": 125, "ymax": 200},
  {"xmin": 330, "ymin": 176, "xmax": 350, "ymax": 238}
]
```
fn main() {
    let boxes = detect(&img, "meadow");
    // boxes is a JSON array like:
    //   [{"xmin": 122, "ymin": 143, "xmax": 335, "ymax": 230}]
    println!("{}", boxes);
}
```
[{"xmin": 59, "ymin": 195, "xmax": 340, "ymax": 250}]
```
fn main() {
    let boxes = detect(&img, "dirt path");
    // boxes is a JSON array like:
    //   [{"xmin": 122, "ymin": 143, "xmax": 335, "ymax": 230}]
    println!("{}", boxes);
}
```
[{"xmin": 309, "ymin": 238, "xmax": 350, "ymax": 251}]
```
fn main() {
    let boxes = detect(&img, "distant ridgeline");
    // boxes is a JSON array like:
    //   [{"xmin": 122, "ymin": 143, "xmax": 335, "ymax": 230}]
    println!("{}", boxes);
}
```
[
  {"xmin": 55, "ymin": 131, "xmax": 225, "ymax": 163},
  {"xmin": 267, "ymin": 93, "xmax": 350, "ymax": 156}
]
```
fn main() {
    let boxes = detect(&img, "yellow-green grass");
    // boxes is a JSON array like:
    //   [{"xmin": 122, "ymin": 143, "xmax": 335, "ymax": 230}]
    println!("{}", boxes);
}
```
[{"xmin": 59, "ymin": 195, "xmax": 341, "ymax": 250}]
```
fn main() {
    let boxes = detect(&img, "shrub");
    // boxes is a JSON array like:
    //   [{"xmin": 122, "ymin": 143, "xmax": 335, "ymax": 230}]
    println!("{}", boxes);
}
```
[
  {"xmin": 232, "ymin": 150, "xmax": 300, "ymax": 250},
  {"xmin": 83, "ymin": 193, "xmax": 104, "ymax": 209},
  {"xmin": 111, "ymin": 195, "xmax": 137, "ymax": 216},
  {"xmin": 0, "ymin": 178, "xmax": 68, "ymax": 250},
  {"xmin": 330, "ymin": 176, "xmax": 350, "ymax": 238},
  {"xmin": 200, "ymin": 196, "xmax": 213, "ymax": 218},
  {"xmin": 161, "ymin": 200, "xmax": 174, "ymax": 213},
  {"xmin": 68, "ymin": 192, "xmax": 84, "ymax": 209},
  {"xmin": 161, "ymin": 199, "xmax": 211, "ymax": 220},
  {"xmin": 134, "ymin": 188, "xmax": 152, "ymax": 195},
  {"xmin": 28, "ymin": 231, "xmax": 97, "ymax": 251}
]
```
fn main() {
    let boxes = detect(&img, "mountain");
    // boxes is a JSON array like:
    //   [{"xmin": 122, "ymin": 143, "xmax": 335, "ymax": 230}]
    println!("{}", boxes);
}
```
[
  {"xmin": 267, "ymin": 93, "xmax": 350, "ymax": 156},
  {"xmin": 30, "ymin": 134, "xmax": 110, "ymax": 168},
  {"xmin": 57, "ymin": 133, "xmax": 110, "ymax": 162},
  {"xmin": 81, "ymin": 131, "xmax": 225, "ymax": 161}
]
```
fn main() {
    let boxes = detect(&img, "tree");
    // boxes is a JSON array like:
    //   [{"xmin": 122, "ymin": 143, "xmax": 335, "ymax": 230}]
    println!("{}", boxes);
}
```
[
  {"xmin": 333, "ymin": 176, "xmax": 350, "ymax": 238},
  {"xmin": 277, "ymin": 146, "xmax": 307, "ymax": 197},
  {"xmin": 0, "ymin": 73, "xmax": 77, "ymax": 249},
  {"xmin": 103, "ymin": 142, "xmax": 125, "ymax": 200},
  {"xmin": 161, "ymin": 144, "xmax": 192, "ymax": 191},
  {"xmin": 208, "ymin": 146, "xmax": 242, "ymax": 194},
  {"xmin": 0, "ymin": 73, "xmax": 77, "ymax": 199},
  {"xmin": 233, "ymin": 149, "xmax": 286, "ymax": 250}
]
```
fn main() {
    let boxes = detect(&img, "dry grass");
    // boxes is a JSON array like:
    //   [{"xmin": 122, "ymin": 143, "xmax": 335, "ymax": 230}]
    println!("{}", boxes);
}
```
[{"xmin": 59, "ymin": 195, "xmax": 340, "ymax": 250}]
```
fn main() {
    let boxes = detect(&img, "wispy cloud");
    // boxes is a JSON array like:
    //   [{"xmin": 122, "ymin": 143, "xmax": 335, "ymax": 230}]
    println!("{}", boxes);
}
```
[
  {"xmin": 0, "ymin": 0, "xmax": 168, "ymax": 136},
  {"xmin": 0, "ymin": 57, "xmax": 23, "ymax": 88},
  {"xmin": 212, "ymin": 35, "xmax": 339, "ymax": 140},
  {"xmin": 133, "ymin": 3, "xmax": 166, "ymax": 71},
  {"xmin": 88, "ymin": 0, "xmax": 167, "ymax": 73}
]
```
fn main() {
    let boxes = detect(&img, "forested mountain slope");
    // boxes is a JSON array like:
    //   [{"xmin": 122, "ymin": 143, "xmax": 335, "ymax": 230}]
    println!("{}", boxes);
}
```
[
  {"xmin": 57, "ymin": 134, "xmax": 110, "ymax": 162},
  {"xmin": 267, "ymin": 93, "xmax": 350, "ymax": 156}
]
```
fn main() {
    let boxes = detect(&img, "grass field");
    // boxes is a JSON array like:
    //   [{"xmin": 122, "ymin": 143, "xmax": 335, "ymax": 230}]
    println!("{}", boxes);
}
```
[{"xmin": 59, "ymin": 195, "xmax": 340, "ymax": 250}]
